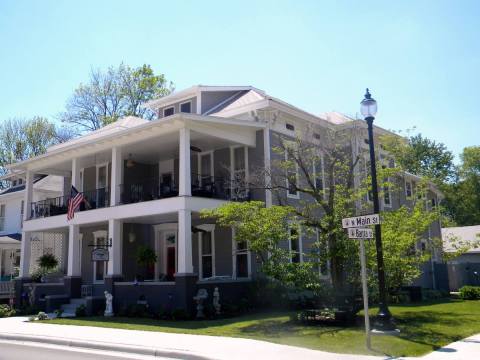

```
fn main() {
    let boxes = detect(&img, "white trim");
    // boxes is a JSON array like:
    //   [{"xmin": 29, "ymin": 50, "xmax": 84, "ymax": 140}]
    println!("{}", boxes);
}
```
[
  {"xmin": 196, "ymin": 224, "xmax": 216, "ymax": 232},
  {"xmin": 285, "ymin": 149, "xmax": 300, "ymax": 199},
  {"xmin": 95, "ymin": 162, "xmax": 109, "ymax": 190},
  {"xmin": 198, "ymin": 228, "xmax": 215, "ymax": 280},
  {"xmin": 179, "ymin": 100, "xmax": 192, "ymax": 114},
  {"xmin": 231, "ymin": 228, "xmax": 251, "ymax": 279},
  {"xmin": 197, "ymin": 150, "xmax": 214, "ymax": 185},
  {"xmin": 288, "ymin": 226, "xmax": 302, "ymax": 263},
  {"xmin": 92, "ymin": 229, "xmax": 108, "ymax": 284}
]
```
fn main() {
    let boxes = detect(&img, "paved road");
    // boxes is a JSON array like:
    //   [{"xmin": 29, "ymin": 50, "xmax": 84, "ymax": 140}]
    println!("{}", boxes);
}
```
[{"xmin": 0, "ymin": 341, "xmax": 172, "ymax": 360}]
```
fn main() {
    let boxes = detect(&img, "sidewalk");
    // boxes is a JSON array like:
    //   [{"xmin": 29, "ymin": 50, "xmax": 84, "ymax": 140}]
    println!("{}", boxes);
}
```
[{"xmin": 0, "ymin": 316, "xmax": 385, "ymax": 360}]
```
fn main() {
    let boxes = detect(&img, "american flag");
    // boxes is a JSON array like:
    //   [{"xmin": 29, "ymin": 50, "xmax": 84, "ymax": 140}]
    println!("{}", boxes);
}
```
[{"xmin": 67, "ymin": 186, "xmax": 84, "ymax": 220}]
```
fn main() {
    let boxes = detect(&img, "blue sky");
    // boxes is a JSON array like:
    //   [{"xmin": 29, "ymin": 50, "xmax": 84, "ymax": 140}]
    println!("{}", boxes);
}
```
[{"xmin": 0, "ymin": 0, "xmax": 478, "ymax": 160}]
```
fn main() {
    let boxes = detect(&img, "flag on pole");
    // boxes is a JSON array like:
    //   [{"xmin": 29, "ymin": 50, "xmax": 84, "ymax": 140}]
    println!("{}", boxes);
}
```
[{"xmin": 67, "ymin": 186, "xmax": 84, "ymax": 220}]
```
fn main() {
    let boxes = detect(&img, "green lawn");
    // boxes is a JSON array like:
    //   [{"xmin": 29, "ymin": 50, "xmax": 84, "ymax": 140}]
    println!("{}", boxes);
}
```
[{"xmin": 44, "ymin": 299, "xmax": 480, "ymax": 357}]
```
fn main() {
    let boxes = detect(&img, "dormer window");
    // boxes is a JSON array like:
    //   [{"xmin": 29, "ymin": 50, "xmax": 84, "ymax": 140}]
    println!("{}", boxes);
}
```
[
  {"xmin": 313, "ymin": 133, "xmax": 321, "ymax": 140},
  {"xmin": 286, "ymin": 123, "xmax": 295, "ymax": 131},
  {"xmin": 18, "ymin": 179, "xmax": 22, "ymax": 185},
  {"xmin": 12, "ymin": 180, "xmax": 17, "ymax": 186},
  {"xmin": 163, "ymin": 107, "xmax": 174, "ymax": 117},
  {"xmin": 180, "ymin": 101, "xmax": 192, "ymax": 113}
]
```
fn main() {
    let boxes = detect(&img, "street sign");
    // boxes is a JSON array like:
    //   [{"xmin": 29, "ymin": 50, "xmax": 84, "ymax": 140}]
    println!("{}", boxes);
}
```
[
  {"xmin": 342, "ymin": 214, "xmax": 380, "ymax": 229},
  {"xmin": 348, "ymin": 227, "xmax": 374, "ymax": 239}
]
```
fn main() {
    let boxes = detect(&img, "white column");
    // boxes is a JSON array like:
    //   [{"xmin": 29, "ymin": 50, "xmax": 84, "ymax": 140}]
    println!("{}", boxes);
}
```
[
  {"xmin": 67, "ymin": 224, "xmax": 81, "ymax": 276},
  {"xmin": 19, "ymin": 231, "xmax": 31, "ymax": 278},
  {"xmin": 179, "ymin": 128, "xmax": 191, "ymax": 196},
  {"xmin": 71, "ymin": 158, "xmax": 80, "ymax": 189},
  {"xmin": 108, "ymin": 219, "xmax": 122, "ymax": 276},
  {"xmin": 110, "ymin": 147, "xmax": 123, "ymax": 206},
  {"xmin": 23, "ymin": 171, "xmax": 33, "ymax": 221},
  {"xmin": 177, "ymin": 209, "xmax": 193, "ymax": 274},
  {"xmin": 263, "ymin": 126, "xmax": 272, "ymax": 207}
]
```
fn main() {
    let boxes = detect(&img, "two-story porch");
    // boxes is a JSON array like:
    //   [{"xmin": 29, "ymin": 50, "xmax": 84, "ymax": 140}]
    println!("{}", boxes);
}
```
[{"xmin": 12, "ymin": 114, "xmax": 266, "ymax": 313}]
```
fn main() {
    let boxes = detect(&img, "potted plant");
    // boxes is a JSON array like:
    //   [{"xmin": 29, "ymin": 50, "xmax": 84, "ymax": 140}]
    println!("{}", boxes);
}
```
[
  {"xmin": 136, "ymin": 245, "xmax": 157, "ymax": 281},
  {"xmin": 37, "ymin": 253, "xmax": 58, "ymax": 282}
]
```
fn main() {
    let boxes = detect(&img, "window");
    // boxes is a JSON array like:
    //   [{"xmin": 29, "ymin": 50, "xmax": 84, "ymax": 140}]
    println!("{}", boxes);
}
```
[
  {"xmin": 0, "ymin": 204, "xmax": 5, "ymax": 231},
  {"xmin": 383, "ymin": 185, "xmax": 391, "ymax": 207},
  {"xmin": 286, "ymin": 123, "xmax": 295, "ymax": 131},
  {"xmin": 285, "ymin": 149, "xmax": 299, "ymax": 198},
  {"xmin": 12, "ymin": 180, "xmax": 17, "ymax": 186},
  {"xmin": 199, "ymin": 230, "xmax": 214, "ymax": 279},
  {"xmin": 313, "ymin": 155, "xmax": 324, "ymax": 192},
  {"xmin": 405, "ymin": 181, "xmax": 413, "ymax": 197},
  {"xmin": 231, "ymin": 146, "xmax": 248, "ymax": 200},
  {"xmin": 313, "ymin": 133, "xmax": 321, "ymax": 140},
  {"xmin": 198, "ymin": 151, "xmax": 214, "ymax": 186},
  {"xmin": 233, "ymin": 230, "xmax": 249, "ymax": 279},
  {"xmin": 163, "ymin": 106, "xmax": 174, "ymax": 117},
  {"xmin": 18, "ymin": 178, "xmax": 22, "ymax": 185},
  {"xmin": 289, "ymin": 227, "xmax": 301, "ymax": 263},
  {"xmin": 431, "ymin": 198, "xmax": 437, "ymax": 208},
  {"xmin": 316, "ymin": 229, "xmax": 328, "ymax": 276},
  {"xmin": 180, "ymin": 101, "xmax": 191, "ymax": 113}
]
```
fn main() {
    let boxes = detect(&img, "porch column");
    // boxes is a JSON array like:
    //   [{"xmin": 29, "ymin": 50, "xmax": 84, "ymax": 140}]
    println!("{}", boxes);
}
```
[
  {"xmin": 23, "ymin": 170, "xmax": 33, "ymax": 221},
  {"xmin": 179, "ymin": 127, "xmax": 191, "ymax": 196},
  {"xmin": 263, "ymin": 127, "xmax": 272, "ymax": 207},
  {"xmin": 19, "ymin": 231, "xmax": 31, "ymax": 278},
  {"xmin": 108, "ymin": 219, "xmax": 122, "ymax": 276},
  {"xmin": 110, "ymin": 147, "xmax": 123, "ymax": 206},
  {"xmin": 177, "ymin": 209, "xmax": 193, "ymax": 274},
  {"xmin": 71, "ymin": 157, "xmax": 80, "ymax": 189},
  {"xmin": 67, "ymin": 225, "xmax": 81, "ymax": 276}
]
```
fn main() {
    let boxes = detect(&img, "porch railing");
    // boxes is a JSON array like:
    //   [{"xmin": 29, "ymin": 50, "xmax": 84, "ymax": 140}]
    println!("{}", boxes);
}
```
[
  {"xmin": 29, "ymin": 187, "xmax": 110, "ymax": 219},
  {"xmin": 191, "ymin": 173, "xmax": 250, "ymax": 201},
  {"xmin": 118, "ymin": 177, "xmax": 178, "ymax": 205}
]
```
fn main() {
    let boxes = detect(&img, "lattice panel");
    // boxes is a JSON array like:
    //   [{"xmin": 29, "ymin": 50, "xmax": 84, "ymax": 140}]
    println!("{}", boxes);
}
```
[{"xmin": 29, "ymin": 232, "xmax": 67, "ymax": 274}]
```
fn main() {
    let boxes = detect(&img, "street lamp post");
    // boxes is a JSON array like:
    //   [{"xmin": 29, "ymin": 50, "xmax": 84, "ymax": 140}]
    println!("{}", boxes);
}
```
[{"xmin": 360, "ymin": 89, "xmax": 395, "ymax": 331}]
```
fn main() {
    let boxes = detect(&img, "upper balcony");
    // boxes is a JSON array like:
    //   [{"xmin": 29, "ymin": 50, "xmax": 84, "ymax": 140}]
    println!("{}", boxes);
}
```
[
  {"xmin": 28, "ymin": 173, "xmax": 250, "ymax": 220},
  {"xmin": 15, "ymin": 114, "xmax": 262, "ymax": 223}
]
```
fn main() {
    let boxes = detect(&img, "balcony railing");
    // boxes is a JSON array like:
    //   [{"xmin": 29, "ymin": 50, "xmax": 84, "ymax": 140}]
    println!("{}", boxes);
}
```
[
  {"xmin": 29, "ymin": 188, "xmax": 110, "ymax": 219},
  {"xmin": 28, "ymin": 174, "xmax": 250, "ymax": 219},
  {"xmin": 118, "ymin": 177, "xmax": 178, "ymax": 205}
]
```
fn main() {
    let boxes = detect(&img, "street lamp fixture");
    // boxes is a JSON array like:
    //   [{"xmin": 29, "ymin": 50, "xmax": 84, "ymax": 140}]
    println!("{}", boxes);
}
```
[{"xmin": 360, "ymin": 88, "xmax": 396, "ymax": 331}]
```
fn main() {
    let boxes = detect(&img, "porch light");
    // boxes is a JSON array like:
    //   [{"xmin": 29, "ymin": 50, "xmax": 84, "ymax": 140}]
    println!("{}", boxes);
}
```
[
  {"xmin": 360, "ymin": 88, "xmax": 378, "ymax": 119},
  {"xmin": 126, "ymin": 153, "xmax": 136, "ymax": 168},
  {"xmin": 128, "ymin": 232, "xmax": 136, "ymax": 243}
]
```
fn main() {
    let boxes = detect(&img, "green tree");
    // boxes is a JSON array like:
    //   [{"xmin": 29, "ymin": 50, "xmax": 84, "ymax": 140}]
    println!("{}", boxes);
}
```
[
  {"xmin": 443, "ymin": 146, "xmax": 480, "ymax": 225},
  {"xmin": 367, "ymin": 190, "xmax": 441, "ymax": 293},
  {"xmin": 61, "ymin": 63, "xmax": 174, "ymax": 132},
  {"xmin": 382, "ymin": 132, "xmax": 455, "ymax": 185},
  {"xmin": 201, "ymin": 201, "xmax": 320, "ymax": 291},
  {"xmin": 0, "ymin": 117, "xmax": 70, "ymax": 186}
]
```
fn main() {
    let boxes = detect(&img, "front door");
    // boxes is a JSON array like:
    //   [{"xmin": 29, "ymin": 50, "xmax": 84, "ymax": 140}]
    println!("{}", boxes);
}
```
[{"xmin": 164, "ymin": 232, "xmax": 176, "ymax": 281}]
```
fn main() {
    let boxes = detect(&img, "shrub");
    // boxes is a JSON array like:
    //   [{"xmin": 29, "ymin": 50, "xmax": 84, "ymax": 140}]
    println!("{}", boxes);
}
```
[
  {"xmin": 37, "ymin": 253, "xmax": 58, "ymax": 272},
  {"xmin": 75, "ymin": 304, "xmax": 87, "ymax": 317},
  {"xmin": 172, "ymin": 308, "xmax": 189, "ymax": 320},
  {"xmin": 37, "ymin": 312, "xmax": 49, "ymax": 320},
  {"xmin": 422, "ymin": 289, "xmax": 445, "ymax": 301},
  {"xmin": 54, "ymin": 308, "xmax": 64, "ymax": 318},
  {"xmin": 459, "ymin": 286, "xmax": 480, "ymax": 300},
  {"xmin": 0, "ymin": 304, "xmax": 16, "ymax": 318}
]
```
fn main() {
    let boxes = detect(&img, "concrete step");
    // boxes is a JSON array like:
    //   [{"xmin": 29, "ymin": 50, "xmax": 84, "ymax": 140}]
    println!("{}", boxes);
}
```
[
  {"xmin": 60, "ymin": 312, "xmax": 76, "ymax": 318},
  {"xmin": 69, "ymin": 298, "xmax": 87, "ymax": 306},
  {"xmin": 60, "ymin": 304, "xmax": 79, "ymax": 312}
]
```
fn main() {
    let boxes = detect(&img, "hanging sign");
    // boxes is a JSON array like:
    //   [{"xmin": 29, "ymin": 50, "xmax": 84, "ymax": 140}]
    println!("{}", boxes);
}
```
[{"xmin": 91, "ymin": 248, "xmax": 109, "ymax": 262}]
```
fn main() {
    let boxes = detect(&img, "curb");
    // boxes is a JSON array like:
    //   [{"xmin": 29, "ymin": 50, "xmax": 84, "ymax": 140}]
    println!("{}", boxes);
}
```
[{"xmin": 0, "ymin": 333, "xmax": 212, "ymax": 360}]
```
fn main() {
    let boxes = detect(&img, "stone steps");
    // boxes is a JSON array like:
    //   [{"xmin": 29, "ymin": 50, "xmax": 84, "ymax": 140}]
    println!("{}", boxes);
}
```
[{"xmin": 59, "ymin": 298, "xmax": 87, "ymax": 317}]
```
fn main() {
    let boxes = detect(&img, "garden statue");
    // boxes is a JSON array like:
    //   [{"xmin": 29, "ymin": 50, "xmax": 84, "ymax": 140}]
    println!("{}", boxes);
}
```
[
  {"xmin": 27, "ymin": 284, "xmax": 36, "ymax": 307},
  {"xmin": 193, "ymin": 288, "xmax": 208, "ymax": 319},
  {"xmin": 213, "ymin": 287, "xmax": 221, "ymax": 315},
  {"xmin": 104, "ymin": 291, "xmax": 113, "ymax": 317}
]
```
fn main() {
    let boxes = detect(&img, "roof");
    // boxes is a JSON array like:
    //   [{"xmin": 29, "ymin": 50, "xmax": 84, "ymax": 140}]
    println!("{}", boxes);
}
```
[
  {"xmin": 442, "ymin": 225, "xmax": 480, "ymax": 254},
  {"xmin": 0, "ymin": 175, "xmax": 47, "ymax": 196},
  {"xmin": 47, "ymin": 116, "xmax": 149, "ymax": 153},
  {"xmin": 0, "ymin": 233, "xmax": 21, "ymax": 246}
]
